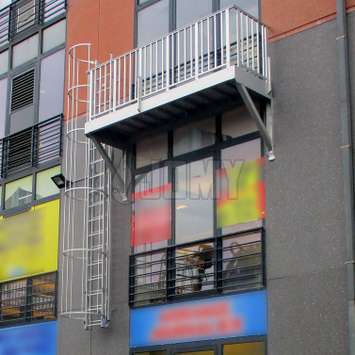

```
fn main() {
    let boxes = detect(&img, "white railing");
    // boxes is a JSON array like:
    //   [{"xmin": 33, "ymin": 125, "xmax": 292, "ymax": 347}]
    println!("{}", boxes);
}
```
[{"xmin": 89, "ymin": 6, "xmax": 268, "ymax": 120}]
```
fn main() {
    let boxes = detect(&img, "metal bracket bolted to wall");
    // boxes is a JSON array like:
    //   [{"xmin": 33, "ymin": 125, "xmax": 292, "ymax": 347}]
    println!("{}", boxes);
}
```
[{"xmin": 235, "ymin": 81, "xmax": 275, "ymax": 161}]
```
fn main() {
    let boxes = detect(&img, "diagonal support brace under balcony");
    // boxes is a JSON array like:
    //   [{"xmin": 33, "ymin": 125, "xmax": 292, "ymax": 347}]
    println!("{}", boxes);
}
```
[
  {"xmin": 235, "ymin": 82, "xmax": 275, "ymax": 161},
  {"xmin": 91, "ymin": 137, "xmax": 127, "ymax": 199}
]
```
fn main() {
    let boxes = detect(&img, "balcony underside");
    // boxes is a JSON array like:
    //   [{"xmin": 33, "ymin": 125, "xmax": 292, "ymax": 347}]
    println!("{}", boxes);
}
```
[{"xmin": 85, "ymin": 65, "xmax": 270, "ymax": 149}]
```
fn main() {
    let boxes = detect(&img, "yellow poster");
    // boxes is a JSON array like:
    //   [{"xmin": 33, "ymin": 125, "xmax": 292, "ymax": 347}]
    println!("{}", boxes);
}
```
[{"xmin": 0, "ymin": 199, "xmax": 60, "ymax": 282}]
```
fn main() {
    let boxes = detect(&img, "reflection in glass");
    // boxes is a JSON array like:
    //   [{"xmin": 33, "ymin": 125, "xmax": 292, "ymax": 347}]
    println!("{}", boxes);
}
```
[
  {"xmin": 220, "ymin": 0, "xmax": 259, "ymax": 18},
  {"xmin": 217, "ymin": 139, "xmax": 264, "ymax": 235},
  {"xmin": 176, "ymin": 0, "xmax": 212, "ymax": 28},
  {"xmin": 42, "ymin": 19, "xmax": 66, "ymax": 53},
  {"xmin": 136, "ymin": 133, "xmax": 168, "ymax": 168},
  {"xmin": 175, "ymin": 157, "xmax": 213, "ymax": 244},
  {"xmin": 174, "ymin": 117, "xmax": 216, "ymax": 156},
  {"xmin": 5, "ymin": 175, "xmax": 33, "ymax": 209},
  {"xmin": 39, "ymin": 49, "xmax": 65, "ymax": 121},
  {"xmin": 132, "ymin": 167, "xmax": 171, "ymax": 253},
  {"xmin": 0, "ymin": 50, "xmax": 8, "ymax": 75},
  {"xmin": 222, "ymin": 233, "xmax": 262, "ymax": 292},
  {"xmin": 137, "ymin": 0, "xmax": 169, "ymax": 47},
  {"xmin": 223, "ymin": 341, "xmax": 265, "ymax": 355},
  {"xmin": 133, "ymin": 250, "xmax": 166, "ymax": 306},
  {"xmin": 222, "ymin": 106, "xmax": 257, "ymax": 141},
  {"xmin": 12, "ymin": 34, "xmax": 39, "ymax": 68},
  {"xmin": 175, "ymin": 242, "xmax": 214, "ymax": 295},
  {"xmin": 36, "ymin": 166, "xmax": 61, "ymax": 200},
  {"xmin": 0, "ymin": 78, "xmax": 7, "ymax": 139}
]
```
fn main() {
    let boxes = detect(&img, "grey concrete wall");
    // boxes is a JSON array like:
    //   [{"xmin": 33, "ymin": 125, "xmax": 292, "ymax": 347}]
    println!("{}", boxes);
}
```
[
  {"xmin": 57, "ymin": 119, "xmax": 131, "ymax": 355},
  {"xmin": 266, "ymin": 19, "xmax": 349, "ymax": 355}
]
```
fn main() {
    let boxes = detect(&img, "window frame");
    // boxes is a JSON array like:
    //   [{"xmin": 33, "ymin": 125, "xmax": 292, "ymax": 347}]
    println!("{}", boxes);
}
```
[{"xmin": 0, "ymin": 272, "xmax": 57, "ymax": 327}]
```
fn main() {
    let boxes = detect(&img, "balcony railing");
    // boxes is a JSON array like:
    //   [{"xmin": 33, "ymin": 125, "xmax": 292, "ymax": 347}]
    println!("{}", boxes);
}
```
[
  {"xmin": 0, "ymin": 0, "xmax": 66, "ymax": 48},
  {"xmin": 0, "ymin": 115, "xmax": 62, "ymax": 179},
  {"xmin": 89, "ymin": 6, "xmax": 268, "ymax": 122},
  {"xmin": 129, "ymin": 229, "xmax": 265, "ymax": 307},
  {"xmin": 0, "ymin": 272, "xmax": 57, "ymax": 327}
]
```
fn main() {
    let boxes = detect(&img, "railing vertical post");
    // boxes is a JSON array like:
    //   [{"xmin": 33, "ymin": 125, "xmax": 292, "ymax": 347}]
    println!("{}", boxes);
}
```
[
  {"xmin": 195, "ymin": 22, "xmax": 199, "ymax": 78},
  {"xmin": 166, "ymin": 35, "xmax": 170, "ymax": 89},
  {"xmin": 225, "ymin": 8, "xmax": 231, "ymax": 67},
  {"xmin": 137, "ymin": 48, "xmax": 142, "ymax": 111},
  {"xmin": 112, "ymin": 58, "xmax": 117, "ymax": 110},
  {"xmin": 88, "ymin": 69, "xmax": 93, "ymax": 119}
]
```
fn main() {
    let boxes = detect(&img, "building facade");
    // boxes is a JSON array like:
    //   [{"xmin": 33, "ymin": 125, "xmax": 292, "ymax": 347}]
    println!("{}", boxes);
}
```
[{"xmin": 1, "ymin": 0, "xmax": 355, "ymax": 355}]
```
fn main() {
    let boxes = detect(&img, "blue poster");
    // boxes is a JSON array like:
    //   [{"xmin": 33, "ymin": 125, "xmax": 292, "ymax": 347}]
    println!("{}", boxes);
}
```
[
  {"xmin": 0, "ymin": 321, "xmax": 57, "ymax": 355},
  {"xmin": 130, "ymin": 290, "xmax": 267, "ymax": 348}
]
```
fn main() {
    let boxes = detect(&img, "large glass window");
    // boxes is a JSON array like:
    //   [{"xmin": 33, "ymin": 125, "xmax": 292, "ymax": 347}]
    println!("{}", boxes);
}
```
[
  {"xmin": 39, "ymin": 49, "xmax": 65, "ymax": 121},
  {"xmin": 217, "ymin": 139, "xmax": 264, "ymax": 234},
  {"xmin": 174, "ymin": 117, "xmax": 216, "ymax": 156},
  {"xmin": 133, "ymin": 167, "xmax": 171, "ymax": 253},
  {"xmin": 137, "ymin": 0, "xmax": 169, "ymax": 47},
  {"xmin": 12, "ymin": 34, "xmax": 39, "ymax": 68},
  {"xmin": 0, "ymin": 78, "xmax": 7, "ymax": 139},
  {"xmin": 176, "ymin": 0, "xmax": 213, "ymax": 28},
  {"xmin": 136, "ymin": 133, "xmax": 168, "ymax": 168},
  {"xmin": 36, "ymin": 166, "xmax": 61, "ymax": 200},
  {"xmin": 175, "ymin": 157, "xmax": 214, "ymax": 244},
  {"xmin": 220, "ymin": 0, "xmax": 259, "ymax": 18},
  {"xmin": 42, "ymin": 19, "xmax": 66, "ymax": 53},
  {"xmin": 4, "ymin": 175, "xmax": 33, "ymax": 209}
]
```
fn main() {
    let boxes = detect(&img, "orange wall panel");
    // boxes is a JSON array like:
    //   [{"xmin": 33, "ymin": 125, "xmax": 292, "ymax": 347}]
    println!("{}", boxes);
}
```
[
  {"xmin": 262, "ymin": 0, "xmax": 355, "ymax": 41},
  {"xmin": 65, "ymin": 0, "xmax": 135, "ymax": 118}
]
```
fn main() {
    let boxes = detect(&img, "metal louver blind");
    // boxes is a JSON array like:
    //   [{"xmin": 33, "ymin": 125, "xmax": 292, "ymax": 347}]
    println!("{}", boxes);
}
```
[{"xmin": 11, "ymin": 69, "xmax": 35, "ymax": 112}]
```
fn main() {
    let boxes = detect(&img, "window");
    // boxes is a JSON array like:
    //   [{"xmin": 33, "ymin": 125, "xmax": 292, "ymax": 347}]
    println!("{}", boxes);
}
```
[
  {"xmin": 15, "ymin": 0, "xmax": 36, "ymax": 34},
  {"xmin": 42, "ymin": 19, "xmax": 66, "ymax": 53},
  {"xmin": 136, "ymin": 133, "xmax": 168, "ymax": 168},
  {"xmin": 222, "ymin": 232, "xmax": 262, "ymax": 292},
  {"xmin": 176, "ymin": 0, "xmax": 212, "ymax": 28},
  {"xmin": 175, "ymin": 157, "xmax": 214, "ymax": 244},
  {"xmin": 39, "ymin": 49, "xmax": 65, "ymax": 121},
  {"xmin": 4, "ymin": 175, "xmax": 32, "ymax": 209},
  {"xmin": 12, "ymin": 34, "xmax": 39, "ymax": 68},
  {"xmin": 137, "ymin": 0, "xmax": 169, "ymax": 46},
  {"xmin": 220, "ymin": 0, "xmax": 259, "ymax": 18},
  {"xmin": 43, "ymin": 0, "xmax": 66, "ymax": 22},
  {"xmin": 223, "ymin": 342, "xmax": 265, "ymax": 355},
  {"xmin": 132, "ymin": 167, "xmax": 171, "ymax": 253},
  {"xmin": 36, "ymin": 166, "xmax": 61, "ymax": 200},
  {"xmin": 0, "ymin": 78, "xmax": 7, "ymax": 139},
  {"xmin": 0, "ymin": 50, "xmax": 8, "ymax": 75},
  {"xmin": 217, "ymin": 139, "xmax": 263, "ymax": 235},
  {"xmin": 0, "ymin": 273, "xmax": 56, "ymax": 326},
  {"xmin": 222, "ymin": 107, "xmax": 257, "ymax": 141},
  {"xmin": 174, "ymin": 117, "xmax": 216, "ymax": 156},
  {"xmin": 10, "ymin": 69, "xmax": 35, "ymax": 134},
  {"xmin": 132, "ymin": 249, "xmax": 166, "ymax": 306}
]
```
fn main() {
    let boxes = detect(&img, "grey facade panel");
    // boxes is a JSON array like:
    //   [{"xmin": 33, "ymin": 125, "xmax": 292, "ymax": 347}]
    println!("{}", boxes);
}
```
[{"xmin": 266, "ymin": 19, "xmax": 348, "ymax": 355}]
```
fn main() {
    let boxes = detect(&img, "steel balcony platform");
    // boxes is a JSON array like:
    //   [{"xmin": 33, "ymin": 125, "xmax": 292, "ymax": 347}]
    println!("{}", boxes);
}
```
[{"xmin": 85, "ymin": 6, "xmax": 271, "ymax": 150}]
